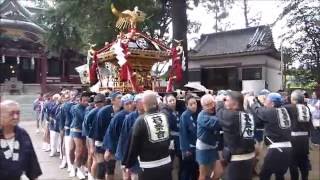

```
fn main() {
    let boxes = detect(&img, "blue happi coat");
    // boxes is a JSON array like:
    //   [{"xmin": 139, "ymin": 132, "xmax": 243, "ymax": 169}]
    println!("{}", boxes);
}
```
[
  {"xmin": 70, "ymin": 104, "xmax": 87, "ymax": 130},
  {"xmin": 104, "ymin": 109, "xmax": 130, "ymax": 155},
  {"xmin": 83, "ymin": 107, "xmax": 100, "ymax": 138},
  {"xmin": 179, "ymin": 109, "xmax": 197, "ymax": 154},
  {"xmin": 197, "ymin": 110, "xmax": 221, "ymax": 148},
  {"xmin": 93, "ymin": 105, "xmax": 115, "ymax": 147},
  {"xmin": 161, "ymin": 106, "xmax": 181, "ymax": 153},
  {"xmin": 116, "ymin": 111, "xmax": 140, "ymax": 161},
  {"xmin": 82, "ymin": 105, "xmax": 95, "ymax": 137},
  {"xmin": 47, "ymin": 102, "xmax": 61, "ymax": 132},
  {"xmin": 61, "ymin": 101, "xmax": 77, "ymax": 134},
  {"xmin": 43, "ymin": 100, "xmax": 53, "ymax": 122}
]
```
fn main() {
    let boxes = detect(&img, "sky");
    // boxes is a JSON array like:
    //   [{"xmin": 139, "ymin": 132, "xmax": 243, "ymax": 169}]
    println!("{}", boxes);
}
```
[{"xmin": 187, "ymin": 0, "xmax": 285, "ymax": 48}]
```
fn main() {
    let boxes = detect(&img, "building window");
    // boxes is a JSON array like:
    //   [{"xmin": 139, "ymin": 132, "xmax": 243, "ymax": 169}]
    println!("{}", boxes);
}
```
[
  {"xmin": 242, "ymin": 68, "xmax": 262, "ymax": 80},
  {"xmin": 22, "ymin": 59, "xmax": 31, "ymax": 70},
  {"xmin": 47, "ymin": 59, "xmax": 61, "ymax": 76},
  {"xmin": 188, "ymin": 70, "xmax": 201, "ymax": 82}
]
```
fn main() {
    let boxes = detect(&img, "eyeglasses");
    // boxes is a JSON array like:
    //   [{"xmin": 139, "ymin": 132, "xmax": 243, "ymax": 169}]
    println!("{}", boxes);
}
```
[{"xmin": 7, "ymin": 111, "xmax": 20, "ymax": 116}]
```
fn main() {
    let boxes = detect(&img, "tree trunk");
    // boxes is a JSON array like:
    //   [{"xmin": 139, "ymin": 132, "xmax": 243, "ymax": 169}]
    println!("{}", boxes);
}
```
[
  {"xmin": 171, "ymin": 0, "xmax": 188, "ymax": 88},
  {"xmin": 244, "ymin": 0, "xmax": 249, "ymax": 27}
]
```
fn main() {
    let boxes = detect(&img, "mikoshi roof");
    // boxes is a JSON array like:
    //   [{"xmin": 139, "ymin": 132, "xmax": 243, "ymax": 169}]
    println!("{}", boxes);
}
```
[{"xmin": 96, "ymin": 30, "xmax": 172, "ymax": 68}]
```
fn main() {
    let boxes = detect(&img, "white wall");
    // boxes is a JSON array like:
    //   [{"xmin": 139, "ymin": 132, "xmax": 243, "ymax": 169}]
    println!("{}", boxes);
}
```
[
  {"xmin": 189, "ymin": 55, "xmax": 268, "ymax": 69},
  {"xmin": 189, "ymin": 54, "xmax": 283, "ymax": 91},
  {"xmin": 266, "ymin": 67, "xmax": 282, "ymax": 91}
]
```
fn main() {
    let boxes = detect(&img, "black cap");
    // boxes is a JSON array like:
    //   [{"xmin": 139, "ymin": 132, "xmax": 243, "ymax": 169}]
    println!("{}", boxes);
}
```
[{"xmin": 94, "ymin": 94, "xmax": 106, "ymax": 103}]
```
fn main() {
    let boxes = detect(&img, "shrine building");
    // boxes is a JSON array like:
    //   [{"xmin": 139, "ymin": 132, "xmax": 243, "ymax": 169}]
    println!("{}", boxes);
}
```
[{"xmin": 0, "ymin": 0, "xmax": 84, "ymax": 94}]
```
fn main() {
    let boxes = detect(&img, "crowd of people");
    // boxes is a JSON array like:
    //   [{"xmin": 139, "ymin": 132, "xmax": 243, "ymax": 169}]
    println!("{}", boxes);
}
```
[{"xmin": 30, "ymin": 88, "xmax": 320, "ymax": 180}]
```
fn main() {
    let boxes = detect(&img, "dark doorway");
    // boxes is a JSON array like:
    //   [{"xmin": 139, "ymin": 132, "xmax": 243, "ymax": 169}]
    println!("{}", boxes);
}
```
[
  {"xmin": 201, "ymin": 67, "xmax": 240, "ymax": 90},
  {"xmin": 20, "ymin": 57, "xmax": 37, "ymax": 83},
  {"xmin": 0, "ymin": 57, "xmax": 18, "ymax": 83},
  {"xmin": 0, "ymin": 57, "xmax": 37, "ymax": 83}
]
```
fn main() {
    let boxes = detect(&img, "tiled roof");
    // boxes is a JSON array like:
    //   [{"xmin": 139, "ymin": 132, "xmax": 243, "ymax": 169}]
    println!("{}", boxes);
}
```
[{"xmin": 190, "ymin": 25, "xmax": 277, "ymax": 58}]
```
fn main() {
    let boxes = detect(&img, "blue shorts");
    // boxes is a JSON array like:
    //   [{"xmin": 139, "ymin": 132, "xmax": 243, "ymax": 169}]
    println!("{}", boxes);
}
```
[
  {"xmin": 130, "ymin": 162, "xmax": 142, "ymax": 174},
  {"xmin": 70, "ymin": 131, "xmax": 85, "ymax": 139},
  {"xmin": 65, "ymin": 129, "xmax": 70, "ymax": 136},
  {"xmin": 254, "ymin": 129, "xmax": 264, "ymax": 142},
  {"xmin": 196, "ymin": 149, "xmax": 219, "ymax": 166}
]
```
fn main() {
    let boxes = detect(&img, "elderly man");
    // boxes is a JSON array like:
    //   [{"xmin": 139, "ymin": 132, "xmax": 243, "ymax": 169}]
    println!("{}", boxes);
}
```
[
  {"xmin": 248, "ymin": 92, "xmax": 292, "ymax": 180},
  {"xmin": 284, "ymin": 90, "xmax": 312, "ymax": 180},
  {"xmin": 196, "ymin": 94, "xmax": 222, "ymax": 180},
  {"xmin": 47, "ymin": 94, "xmax": 62, "ymax": 157},
  {"xmin": 0, "ymin": 100, "xmax": 42, "ymax": 180},
  {"xmin": 60, "ymin": 89, "xmax": 78, "ymax": 172},
  {"xmin": 124, "ymin": 90, "xmax": 171, "ymax": 180}
]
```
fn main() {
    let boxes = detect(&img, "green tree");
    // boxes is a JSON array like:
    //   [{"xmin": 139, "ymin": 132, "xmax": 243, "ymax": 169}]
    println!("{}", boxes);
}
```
[
  {"xmin": 38, "ymin": 0, "xmax": 168, "ymax": 53},
  {"xmin": 275, "ymin": 0, "xmax": 320, "ymax": 83}
]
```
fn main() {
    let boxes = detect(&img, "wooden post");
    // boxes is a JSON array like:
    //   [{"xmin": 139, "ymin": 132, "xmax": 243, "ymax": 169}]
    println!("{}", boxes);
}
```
[
  {"xmin": 36, "ymin": 57, "xmax": 41, "ymax": 83},
  {"xmin": 40, "ymin": 53, "xmax": 47, "ymax": 93}
]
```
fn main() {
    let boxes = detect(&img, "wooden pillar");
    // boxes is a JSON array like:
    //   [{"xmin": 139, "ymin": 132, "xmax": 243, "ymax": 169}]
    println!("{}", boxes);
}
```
[
  {"xmin": 36, "ymin": 58, "xmax": 41, "ymax": 83},
  {"xmin": 40, "ymin": 54, "xmax": 47, "ymax": 93}
]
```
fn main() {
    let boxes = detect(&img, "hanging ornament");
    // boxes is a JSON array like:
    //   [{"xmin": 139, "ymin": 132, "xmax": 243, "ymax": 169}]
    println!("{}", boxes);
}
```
[
  {"xmin": 31, "ymin": 56, "xmax": 35, "ymax": 65},
  {"xmin": 17, "ymin": 56, "xmax": 20, "ymax": 64},
  {"xmin": 1, "ymin": 55, "xmax": 5, "ymax": 63}
]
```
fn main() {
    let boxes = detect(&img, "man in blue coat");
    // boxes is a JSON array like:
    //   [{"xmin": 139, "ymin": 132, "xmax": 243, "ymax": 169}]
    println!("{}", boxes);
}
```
[
  {"xmin": 0, "ymin": 100, "xmax": 42, "ymax": 180},
  {"xmin": 104, "ymin": 94, "xmax": 135, "ymax": 179},
  {"xmin": 60, "ymin": 89, "xmax": 78, "ymax": 172},
  {"xmin": 93, "ymin": 92, "xmax": 122, "ymax": 180},
  {"xmin": 47, "ymin": 94, "xmax": 62, "ymax": 157},
  {"xmin": 161, "ymin": 94, "xmax": 181, "ymax": 180},
  {"xmin": 69, "ymin": 92, "xmax": 90, "ymax": 179},
  {"xmin": 82, "ymin": 93, "xmax": 106, "ymax": 180},
  {"xmin": 196, "ymin": 94, "xmax": 222, "ymax": 180},
  {"xmin": 179, "ymin": 95, "xmax": 198, "ymax": 180}
]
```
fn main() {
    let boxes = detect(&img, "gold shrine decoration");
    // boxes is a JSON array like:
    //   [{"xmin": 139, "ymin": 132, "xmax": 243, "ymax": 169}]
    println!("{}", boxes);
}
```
[{"xmin": 111, "ymin": 3, "xmax": 146, "ymax": 30}]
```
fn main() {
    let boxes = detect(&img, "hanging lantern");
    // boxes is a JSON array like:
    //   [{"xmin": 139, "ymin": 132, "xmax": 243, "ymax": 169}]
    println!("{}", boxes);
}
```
[
  {"xmin": 31, "ymin": 56, "xmax": 35, "ymax": 65},
  {"xmin": 1, "ymin": 55, "xmax": 5, "ymax": 63},
  {"xmin": 17, "ymin": 56, "xmax": 20, "ymax": 64}
]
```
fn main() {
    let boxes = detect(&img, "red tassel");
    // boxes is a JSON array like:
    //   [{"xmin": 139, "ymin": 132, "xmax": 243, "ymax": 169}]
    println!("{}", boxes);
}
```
[
  {"xmin": 89, "ymin": 53, "xmax": 98, "ymax": 85},
  {"xmin": 171, "ymin": 47, "xmax": 183, "ymax": 82},
  {"xmin": 166, "ymin": 77, "xmax": 174, "ymax": 93},
  {"xmin": 166, "ymin": 46, "xmax": 183, "ymax": 91}
]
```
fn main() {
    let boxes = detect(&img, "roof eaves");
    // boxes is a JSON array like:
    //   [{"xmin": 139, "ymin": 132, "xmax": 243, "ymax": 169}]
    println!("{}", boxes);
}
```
[
  {"xmin": 189, "ymin": 49, "xmax": 276, "ymax": 60},
  {"xmin": 0, "ymin": 18, "xmax": 45, "ymax": 33}
]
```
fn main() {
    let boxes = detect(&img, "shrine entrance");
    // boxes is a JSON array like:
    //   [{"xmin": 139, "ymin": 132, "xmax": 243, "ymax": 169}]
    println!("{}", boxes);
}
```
[{"xmin": 0, "ymin": 56, "xmax": 37, "ymax": 84}]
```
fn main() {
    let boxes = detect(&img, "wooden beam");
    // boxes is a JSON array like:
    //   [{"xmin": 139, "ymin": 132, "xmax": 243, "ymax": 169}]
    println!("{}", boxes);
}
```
[
  {"xmin": 40, "ymin": 53, "xmax": 47, "ymax": 93},
  {"xmin": 0, "ymin": 48, "xmax": 41, "ymax": 58}
]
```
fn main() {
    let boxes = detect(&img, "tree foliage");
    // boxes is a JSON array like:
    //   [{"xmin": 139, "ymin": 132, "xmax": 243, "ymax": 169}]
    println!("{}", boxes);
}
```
[
  {"xmin": 276, "ymin": 0, "xmax": 320, "ymax": 83},
  {"xmin": 37, "ymin": 0, "xmax": 168, "ymax": 53}
]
